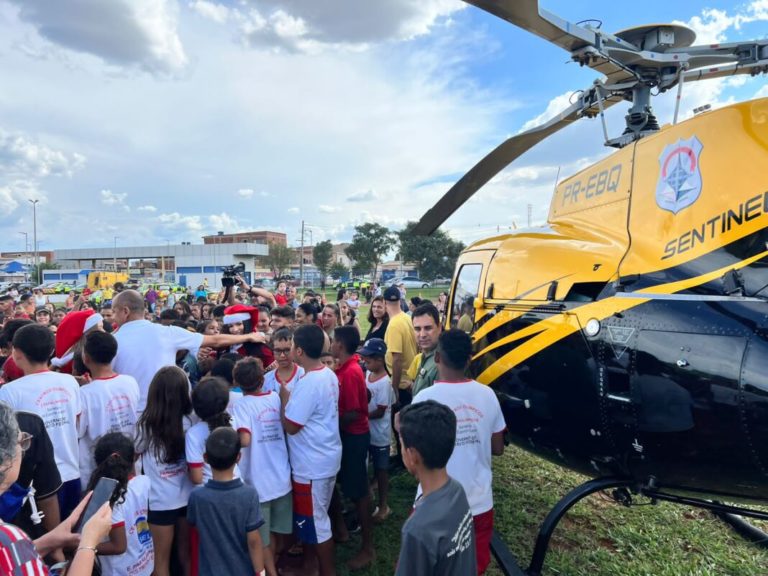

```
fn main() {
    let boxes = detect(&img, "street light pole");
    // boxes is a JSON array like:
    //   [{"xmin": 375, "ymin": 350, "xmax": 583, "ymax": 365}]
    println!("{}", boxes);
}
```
[{"xmin": 28, "ymin": 200, "xmax": 38, "ymax": 282}]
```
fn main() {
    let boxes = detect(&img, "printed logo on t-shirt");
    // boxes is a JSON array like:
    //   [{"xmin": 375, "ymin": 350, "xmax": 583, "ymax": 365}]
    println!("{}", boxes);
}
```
[
  {"xmin": 35, "ymin": 387, "xmax": 73, "ymax": 429},
  {"xmin": 134, "ymin": 515, "xmax": 152, "ymax": 547},
  {"xmin": 106, "ymin": 393, "xmax": 136, "ymax": 430},
  {"xmin": 447, "ymin": 509, "xmax": 474, "ymax": 559}
]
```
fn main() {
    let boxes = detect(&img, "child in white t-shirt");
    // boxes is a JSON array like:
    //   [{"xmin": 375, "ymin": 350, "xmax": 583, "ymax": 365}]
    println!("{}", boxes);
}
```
[
  {"xmin": 263, "ymin": 328, "xmax": 305, "ymax": 394},
  {"xmin": 0, "ymin": 323, "xmax": 82, "ymax": 518},
  {"xmin": 411, "ymin": 329, "xmax": 506, "ymax": 576},
  {"xmin": 280, "ymin": 324, "xmax": 341, "ymax": 576},
  {"xmin": 186, "ymin": 377, "xmax": 240, "ymax": 486},
  {"xmin": 86, "ymin": 432, "xmax": 154, "ymax": 576},
  {"xmin": 358, "ymin": 338, "xmax": 393, "ymax": 523},
  {"xmin": 135, "ymin": 366, "xmax": 194, "ymax": 576},
  {"xmin": 79, "ymin": 330, "xmax": 140, "ymax": 490},
  {"xmin": 233, "ymin": 357, "xmax": 292, "ymax": 576}
]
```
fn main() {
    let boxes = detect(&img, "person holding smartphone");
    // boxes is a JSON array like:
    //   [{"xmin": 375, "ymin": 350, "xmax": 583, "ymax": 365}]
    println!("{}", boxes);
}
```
[{"xmin": 0, "ymin": 401, "xmax": 113, "ymax": 575}]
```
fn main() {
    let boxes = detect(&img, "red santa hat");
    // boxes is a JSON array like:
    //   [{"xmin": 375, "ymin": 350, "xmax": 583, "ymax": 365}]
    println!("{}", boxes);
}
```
[
  {"xmin": 222, "ymin": 304, "xmax": 259, "ymax": 328},
  {"xmin": 52, "ymin": 310, "xmax": 103, "ymax": 368}
]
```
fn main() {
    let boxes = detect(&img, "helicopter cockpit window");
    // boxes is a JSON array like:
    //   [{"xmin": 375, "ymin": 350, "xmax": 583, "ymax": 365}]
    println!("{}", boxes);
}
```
[{"xmin": 451, "ymin": 264, "xmax": 482, "ymax": 331}]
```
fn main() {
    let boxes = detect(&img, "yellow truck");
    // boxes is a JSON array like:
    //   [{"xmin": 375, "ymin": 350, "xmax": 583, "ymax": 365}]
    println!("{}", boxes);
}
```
[{"xmin": 87, "ymin": 271, "xmax": 128, "ymax": 291}]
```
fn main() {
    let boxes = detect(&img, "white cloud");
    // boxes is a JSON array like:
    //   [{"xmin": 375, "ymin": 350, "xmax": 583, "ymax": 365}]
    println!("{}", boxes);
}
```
[
  {"xmin": 755, "ymin": 84, "xmax": 768, "ymax": 98},
  {"xmin": 676, "ymin": 1, "xmax": 768, "ymax": 44},
  {"xmin": 189, "ymin": 0, "xmax": 230, "ymax": 24},
  {"xmin": 318, "ymin": 205, "xmax": 338, "ymax": 213},
  {"xmin": 137, "ymin": 205, "xmax": 157, "ymax": 212},
  {"xmin": 287, "ymin": 207, "xmax": 300, "ymax": 214},
  {"xmin": 0, "ymin": 129, "xmax": 85, "ymax": 179},
  {"xmin": 7, "ymin": 0, "xmax": 188, "ymax": 74},
  {"xmin": 346, "ymin": 189, "xmax": 379, "ymax": 202},
  {"xmin": 224, "ymin": 0, "xmax": 465, "ymax": 53},
  {"xmin": 157, "ymin": 212, "xmax": 204, "ymax": 232},
  {"xmin": 520, "ymin": 92, "xmax": 574, "ymax": 132},
  {"xmin": 208, "ymin": 212, "xmax": 242, "ymax": 232},
  {"xmin": 0, "ymin": 186, "xmax": 18, "ymax": 217},
  {"xmin": 237, "ymin": 188, "xmax": 255, "ymax": 199},
  {"xmin": 100, "ymin": 189, "xmax": 130, "ymax": 212}
]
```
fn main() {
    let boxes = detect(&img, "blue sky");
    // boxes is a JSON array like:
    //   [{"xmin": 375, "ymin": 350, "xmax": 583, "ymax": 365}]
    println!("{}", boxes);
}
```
[{"xmin": 0, "ymin": 0, "xmax": 765, "ymax": 253}]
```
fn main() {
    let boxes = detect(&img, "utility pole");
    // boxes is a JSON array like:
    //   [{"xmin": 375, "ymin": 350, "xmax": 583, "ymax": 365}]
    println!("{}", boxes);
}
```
[
  {"xmin": 29, "ymin": 200, "xmax": 38, "ymax": 283},
  {"xmin": 113, "ymin": 236, "xmax": 119, "ymax": 272},
  {"xmin": 18, "ymin": 232, "xmax": 28, "ymax": 282},
  {"xmin": 300, "ymin": 220, "xmax": 305, "ymax": 288}
]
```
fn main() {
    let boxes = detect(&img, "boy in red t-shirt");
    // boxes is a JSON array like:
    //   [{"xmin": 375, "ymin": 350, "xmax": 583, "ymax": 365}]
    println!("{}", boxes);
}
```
[{"xmin": 331, "ymin": 326, "xmax": 374, "ymax": 570}]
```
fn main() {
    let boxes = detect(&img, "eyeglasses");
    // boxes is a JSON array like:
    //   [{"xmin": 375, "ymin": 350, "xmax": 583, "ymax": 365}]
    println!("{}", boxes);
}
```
[
  {"xmin": 274, "ymin": 348, "xmax": 291, "ymax": 356},
  {"xmin": 18, "ymin": 432, "xmax": 33, "ymax": 453}
]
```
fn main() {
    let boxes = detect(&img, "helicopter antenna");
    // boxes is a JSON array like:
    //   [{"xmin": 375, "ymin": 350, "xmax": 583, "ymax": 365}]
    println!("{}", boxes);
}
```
[
  {"xmin": 552, "ymin": 166, "xmax": 561, "ymax": 195},
  {"xmin": 412, "ymin": 0, "xmax": 768, "ymax": 235}
]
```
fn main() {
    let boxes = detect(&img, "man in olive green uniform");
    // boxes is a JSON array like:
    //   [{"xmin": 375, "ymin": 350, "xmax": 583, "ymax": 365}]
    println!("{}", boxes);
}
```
[{"xmin": 411, "ymin": 303, "xmax": 442, "ymax": 396}]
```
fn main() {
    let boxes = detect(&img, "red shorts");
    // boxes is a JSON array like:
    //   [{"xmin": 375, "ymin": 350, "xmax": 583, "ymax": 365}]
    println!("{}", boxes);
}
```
[{"xmin": 473, "ymin": 508, "xmax": 494, "ymax": 575}]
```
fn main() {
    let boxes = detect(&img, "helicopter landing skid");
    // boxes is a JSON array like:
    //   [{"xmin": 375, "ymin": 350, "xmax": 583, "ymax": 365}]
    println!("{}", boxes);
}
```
[{"xmin": 491, "ymin": 477, "xmax": 631, "ymax": 576}]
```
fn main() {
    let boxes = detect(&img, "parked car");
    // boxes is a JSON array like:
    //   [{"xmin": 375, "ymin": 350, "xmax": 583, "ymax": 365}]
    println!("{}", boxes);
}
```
[
  {"xmin": 334, "ymin": 278, "xmax": 371, "ymax": 291},
  {"xmin": 388, "ymin": 276, "xmax": 431, "ymax": 289},
  {"xmin": 431, "ymin": 276, "xmax": 452, "ymax": 287}
]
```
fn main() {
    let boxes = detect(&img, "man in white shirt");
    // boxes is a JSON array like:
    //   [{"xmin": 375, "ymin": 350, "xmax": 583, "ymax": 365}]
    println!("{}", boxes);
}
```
[
  {"xmin": 0, "ymin": 324, "xmax": 82, "ymax": 518},
  {"xmin": 111, "ymin": 290, "xmax": 267, "ymax": 411},
  {"xmin": 411, "ymin": 329, "xmax": 506, "ymax": 576},
  {"xmin": 280, "ymin": 324, "xmax": 341, "ymax": 576},
  {"xmin": 79, "ymin": 330, "xmax": 140, "ymax": 489}
]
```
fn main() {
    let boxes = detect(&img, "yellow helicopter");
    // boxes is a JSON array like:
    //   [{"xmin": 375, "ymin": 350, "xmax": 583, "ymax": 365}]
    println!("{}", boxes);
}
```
[{"xmin": 415, "ymin": 1, "xmax": 768, "ymax": 574}]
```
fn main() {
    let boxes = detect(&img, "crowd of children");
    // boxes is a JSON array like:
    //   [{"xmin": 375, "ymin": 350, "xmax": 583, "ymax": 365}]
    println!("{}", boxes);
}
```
[{"xmin": 0, "ymin": 282, "xmax": 507, "ymax": 576}]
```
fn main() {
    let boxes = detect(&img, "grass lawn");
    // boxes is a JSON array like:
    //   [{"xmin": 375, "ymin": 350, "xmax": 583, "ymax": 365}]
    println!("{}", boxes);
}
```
[
  {"xmin": 334, "ymin": 447, "xmax": 768, "ymax": 576},
  {"xmin": 331, "ymin": 297, "xmax": 768, "ymax": 575}
]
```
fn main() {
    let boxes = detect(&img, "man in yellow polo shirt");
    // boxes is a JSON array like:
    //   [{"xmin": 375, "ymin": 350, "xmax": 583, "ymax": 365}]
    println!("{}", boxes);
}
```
[{"xmin": 383, "ymin": 285, "xmax": 417, "ymax": 469}]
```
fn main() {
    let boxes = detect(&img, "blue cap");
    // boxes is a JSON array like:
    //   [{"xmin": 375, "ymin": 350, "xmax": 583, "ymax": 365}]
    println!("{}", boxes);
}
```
[{"xmin": 358, "ymin": 338, "xmax": 387, "ymax": 357}]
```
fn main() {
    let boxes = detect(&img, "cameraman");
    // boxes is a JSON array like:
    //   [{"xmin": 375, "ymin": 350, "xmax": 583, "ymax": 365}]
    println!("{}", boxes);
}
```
[{"xmin": 222, "ymin": 276, "xmax": 276, "ymax": 308}]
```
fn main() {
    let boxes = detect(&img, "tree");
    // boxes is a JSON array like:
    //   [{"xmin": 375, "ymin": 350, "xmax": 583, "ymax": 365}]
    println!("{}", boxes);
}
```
[
  {"xmin": 312, "ymin": 240, "xmax": 333, "ymax": 282},
  {"xmin": 344, "ymin": 223, "xmax": 393, "ymax": 281},
  {"xmin": 398, "ymin": 222, "xmax": 465, "ymax": 280},
  {"xmin": 329, "ymin": 261, "xmax": 349, "ymax": 280},
  {"xmin": 264, "ymin": 242, "xmax": 294, "ymax": 279},
  {"xmin": 31, "ymin": 262, "xmax": 60, "ymax": 285}
]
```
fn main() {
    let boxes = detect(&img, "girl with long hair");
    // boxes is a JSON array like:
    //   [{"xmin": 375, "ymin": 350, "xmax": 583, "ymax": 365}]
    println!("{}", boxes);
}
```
[
  {"xmin": 86, "ymin": 432, "xmax": 154, "ymax": 576},
  {"xmin": 135, "ymin": 366, "xmax": 193, "ymax": 576}
]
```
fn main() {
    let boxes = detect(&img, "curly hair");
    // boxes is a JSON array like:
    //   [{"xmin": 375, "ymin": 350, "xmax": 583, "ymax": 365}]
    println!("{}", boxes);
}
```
[{"xmin": 0, "ymin": 402, "xmax": 20, "ymax": 487}]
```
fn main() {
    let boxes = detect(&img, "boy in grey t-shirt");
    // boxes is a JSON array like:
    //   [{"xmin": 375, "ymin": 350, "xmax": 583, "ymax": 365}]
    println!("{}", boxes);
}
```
[
  {"xmin": 395, "ymin": 400, "xmax": 476, "ymax": 576},
  {"xmin": 188, "ymin": 427, "xmax": 265, "ymax": 576}
]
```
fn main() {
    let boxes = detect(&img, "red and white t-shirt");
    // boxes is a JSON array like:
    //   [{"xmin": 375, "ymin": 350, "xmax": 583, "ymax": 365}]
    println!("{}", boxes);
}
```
[
  {"xmin": 78, "ymin": 374, "xmax": 140, "ymax": 489},
  {"xmin": 263, "ymin": 364, "xmax": 304, "ymax": 394},
  {"xmin": 233, "ymin": 392, "xmax": 291, "ymax": 502},
  {"xmin": 0, "ymin": 371, "xmax": 82, "ymax": 482},
  {"xmin": 366, "ymin": 372, "xmax": 393, "ymax": 448},
  {"xmin": 137, "ymin": 417, "xmax": 194, "ymax": 511},
  {"xmin": 284, "ymin": 366, "xmax": 341, "ymax": 481},
  {"xmin": 100, "ymin": 475, "xmax": 154, "ymax": 576},
  {"xmin": 412, "ymin": 379, "xmax": 506, "ymax": 515},
  {"xmin": 0, "ymin": 524, "xmax": 48, "ymax": 575},
  {"xmin": 185, "ymin": 421, "xmax": 241, "ymax": 485},
  {"xmin": 228, "ymin": 390, "xmax": 243, "ymax": 414}
]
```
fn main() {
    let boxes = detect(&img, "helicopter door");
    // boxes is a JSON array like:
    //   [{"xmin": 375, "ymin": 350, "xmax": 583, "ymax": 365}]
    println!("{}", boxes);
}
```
[{"xmin": 629, "ymin": 330, "xmax": 747, "ymax": 483}]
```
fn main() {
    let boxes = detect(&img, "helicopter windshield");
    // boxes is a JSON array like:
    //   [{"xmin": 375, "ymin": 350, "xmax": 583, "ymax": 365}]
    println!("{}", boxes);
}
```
[{"xmin": 451, "ymin": 264, "xmax": 482, "ymax": 329}]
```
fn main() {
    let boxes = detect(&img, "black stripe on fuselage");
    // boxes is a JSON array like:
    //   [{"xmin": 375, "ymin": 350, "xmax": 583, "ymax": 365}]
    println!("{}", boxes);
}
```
[{"xmin": 623, "ymin": 227, "xmax": 768, "ymax": 293}]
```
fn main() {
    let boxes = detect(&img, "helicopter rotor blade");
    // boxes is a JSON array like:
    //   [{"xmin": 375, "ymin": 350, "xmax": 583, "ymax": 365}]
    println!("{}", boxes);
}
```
[
  {"xmin": 464, "ymin": 0, "xmax": 595, "ymax": 53},
  {"xmin": 413, "ymin": 91, "xmax": 620, "ymax": 236}
]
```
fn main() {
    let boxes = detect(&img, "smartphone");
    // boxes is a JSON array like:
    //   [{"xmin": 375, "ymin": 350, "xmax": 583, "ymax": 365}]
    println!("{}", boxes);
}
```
[{"xmin": 74, "ymin": 477, "xmax": 118, "ymax": 533}]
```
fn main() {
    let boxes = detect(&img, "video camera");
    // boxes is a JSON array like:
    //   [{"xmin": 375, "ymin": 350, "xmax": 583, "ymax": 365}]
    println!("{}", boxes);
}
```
[{"xmin": 221, "ymin": 262, "xmax": 246, "ymax": 288}]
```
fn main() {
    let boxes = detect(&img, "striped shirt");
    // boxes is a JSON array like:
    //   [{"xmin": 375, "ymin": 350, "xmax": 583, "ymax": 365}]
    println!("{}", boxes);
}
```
[{"xmin": 0, "ymin": 523, "xmax": 48, "ymax": 575}]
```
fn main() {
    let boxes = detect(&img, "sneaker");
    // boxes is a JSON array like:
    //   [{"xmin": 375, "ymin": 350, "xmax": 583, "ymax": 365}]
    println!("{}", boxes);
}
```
[{"xmin": 371, "ymin": 505, "xmax": 391, "ymax": 523}]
